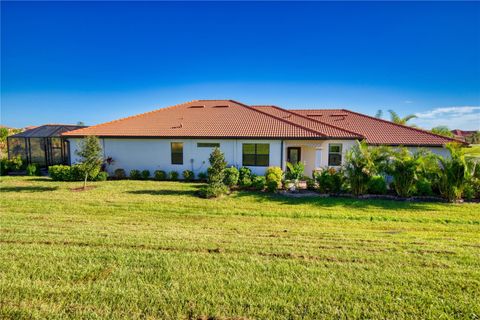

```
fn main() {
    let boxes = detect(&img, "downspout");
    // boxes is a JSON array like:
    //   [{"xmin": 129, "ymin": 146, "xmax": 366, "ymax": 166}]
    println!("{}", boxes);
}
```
[{"xmin": 280, "ymin": 140, "xmax": 284, "ymax": 170}]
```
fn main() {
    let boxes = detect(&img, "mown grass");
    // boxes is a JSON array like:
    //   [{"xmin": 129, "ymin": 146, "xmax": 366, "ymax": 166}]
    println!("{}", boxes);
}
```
[{"xmin": 0, "ymin": 176, "xmax": 479, "ymax": 319}]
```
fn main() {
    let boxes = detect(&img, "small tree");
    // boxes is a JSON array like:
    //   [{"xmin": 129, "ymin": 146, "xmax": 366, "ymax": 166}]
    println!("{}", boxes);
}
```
[
  {"xmin": 201, "ymin": 147, "xmax": 228, "ymax": 198},
  {"xmin": 76, "ymin": 136, "xmax": 103, "ymax": 189}
]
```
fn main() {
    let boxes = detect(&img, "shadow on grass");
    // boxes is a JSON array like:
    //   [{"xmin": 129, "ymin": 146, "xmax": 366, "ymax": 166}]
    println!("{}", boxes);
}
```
[
  {"xmin": 232, "ymin": 190, "xmax": 439, "ymax": 211},
  {"xmin": 0, "ymin": 186, "xmax": 59, "ymax": 193},
  {"xmin": 126, "ymin": 189, "xmax": 195, "ymax": 196}
]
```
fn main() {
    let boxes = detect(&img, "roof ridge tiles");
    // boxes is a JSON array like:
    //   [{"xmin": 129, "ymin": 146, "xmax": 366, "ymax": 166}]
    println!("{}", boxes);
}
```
[
  {"xmin": 338, "ymin": 109, "xmax": 466, "ymax": 144},
  {"xmin": 229, "ymin": 100, "xmax": 328, "ymax": 138},
  {"xmin": 269, "ymin": 106, "xmax": 364, "ymax": 139}
]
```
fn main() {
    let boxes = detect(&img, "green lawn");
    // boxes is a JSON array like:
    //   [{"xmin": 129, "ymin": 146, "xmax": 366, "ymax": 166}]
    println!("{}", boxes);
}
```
[{"xmin": 1, "ymin": 177, "xmax": 479, "ymax": 319}]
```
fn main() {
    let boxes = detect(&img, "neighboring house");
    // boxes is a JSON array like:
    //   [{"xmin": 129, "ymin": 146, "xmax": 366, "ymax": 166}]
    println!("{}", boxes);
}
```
[
  {"xmin": 7, "ymin": 124, "xmax": 87, "ymax": 167},
  {"xmin": 451, "ymin": 129, "xmax": 478, "ymax": 143},
  {"xmin": 62, "ymin": 100, "xmax": 460, "ymax": 176}
]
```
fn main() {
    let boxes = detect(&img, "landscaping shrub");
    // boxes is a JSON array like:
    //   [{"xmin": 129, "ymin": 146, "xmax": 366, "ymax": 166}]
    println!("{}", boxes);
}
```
[
  {"xmin": 251, "ymin": 175, "xmax": 266, "ymax": 191},
  {"xmin": 285, "ymin": 162, "xmax": 305, "ymax": 181},
  {"xmin": 432, "ymin": 143, "xmax": 470, "ymax": 202},
  {"xmin": 129, "ymin": 169, "xmax": 142, "ymax": 180},
  {"xmin": 223, "ymin": 166, "xmax": 239, "ymax": 187},
  {"xmin": 49, "ymin": 165, "xmax": 72, "ymax": 181},
  {"xmin": 314, "ymin": 168, "xmax": 343, "ymax": 194},
  {"xmin": 367, "ymin": 175, "xmax": 387, "ymax": 195},
  {"xmin": 26, "ymin": 163, "xmax": 40, "ymax": 176},
  {"xmin": 199, "ymin": 147, "xmax": 228, "ymax": 198},
  {"xmin": 49, "ymin": 164, "xmax": 102, "ymax": 182},
  {"xmin": 386, "ymin": 148, "xmax": 428, "ymax": 197},
  {"xmin": 414, "ymin": 178, "xmax": 434, "ymax": 196},
  {"xmin": 238, "ymin": 167, "xmax": 252, "ymax": 188},
  {"xmin": 265, "ymin": 166, "xmax": 283, "ymax": 192},
  {"xmin": 169, "ymin": 171, "xmax": 179, "ymax": 181},
  {"xmin": 197, "ymin": 171, "xmax": 208, "ymax": 182},
  {"xmin": 114, "ymin": 168, "xmax": 126, "ymax": 179},
  {"xmin": 94, "ymin": 171, "xmax": 108, "ymax": 181},
  {"xmin": 201, "ymin": 184, "xmax": 229, "ymax": 199},
  {"xmin": 344, "ymin": 141, "xmax": 389, "ymax": 196},
  {"xmin": 182, "ymin": 170, "xmax": 194, "ymax": 182},
  {"xmin": 306, "ymin": 177, "xmax": 316, "ymax": 190},
  {"xmin": 0, "ymin": 158, "xmax": 8, "ymax": 175},
  {"xmin": 154, "ymin": 170, "xmax": 167, "ymax": 181},
  {"xmin": 71, "ymin": 164, "xmax": 100, "ymax": 181},
  {"xmin": 1, "ymin": 156, "xmax": 24, "ymax": 175},
  {"xmin": 141, "ymin": 170, "xmax": 150, "ymax": 180}
]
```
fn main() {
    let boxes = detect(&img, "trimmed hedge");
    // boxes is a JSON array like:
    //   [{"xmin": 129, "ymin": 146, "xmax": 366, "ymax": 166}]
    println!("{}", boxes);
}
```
[{"xmin": 49, "ymin": 164, "xmax": 104, "ymax": 181}]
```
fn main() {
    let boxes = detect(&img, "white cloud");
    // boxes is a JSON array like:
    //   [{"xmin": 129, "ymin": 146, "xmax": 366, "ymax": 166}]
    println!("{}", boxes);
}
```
[
  {"xmin": 403, "ymin": 100, "xmax": 413, "ymax": 104},
  {"xmin": 414, "ymin": 106, "xmax": 480, "ymax": 130}
]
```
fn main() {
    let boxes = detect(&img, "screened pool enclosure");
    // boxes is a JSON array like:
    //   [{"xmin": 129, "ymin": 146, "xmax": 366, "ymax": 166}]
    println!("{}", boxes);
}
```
[{"xmin": 7, "ymin": 125, "xmax": 86, "ymax": 168}]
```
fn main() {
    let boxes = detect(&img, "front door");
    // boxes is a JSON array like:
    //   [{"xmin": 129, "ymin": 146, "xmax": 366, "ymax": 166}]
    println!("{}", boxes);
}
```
[{"xmin": 287, "ymin": 147, "xmax": 301, "ymax": 164}]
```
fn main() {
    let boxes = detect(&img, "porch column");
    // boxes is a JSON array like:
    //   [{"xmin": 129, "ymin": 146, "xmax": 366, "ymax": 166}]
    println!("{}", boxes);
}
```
[{"xmin": 314, "ymin": 147, "xmax": 323, "ymax": 169}]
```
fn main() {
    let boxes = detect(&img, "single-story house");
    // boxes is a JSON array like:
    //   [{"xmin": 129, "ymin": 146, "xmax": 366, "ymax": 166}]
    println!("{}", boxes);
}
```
[
  {"xmin": 62, "ymin": 100, "xmax": 461, "ymax": 176},
  {"xmin": 8, "ymin": 124, "xmax": 86, "ymax": 167}
]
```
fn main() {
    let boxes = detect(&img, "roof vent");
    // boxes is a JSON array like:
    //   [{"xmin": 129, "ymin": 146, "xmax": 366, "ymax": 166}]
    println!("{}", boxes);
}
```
[
  {"xmin": 330, "ymin": 114, "xmax": 347, "ymax": 117},
  {"xmin": 171, "ymin": 123, "xmax": 183, "ymax": 129},
  {"xmin": 189, "ymin": 105, "xmax": 205, "ymax": 109},
  {"xmin": 212, "ymin": 105, "xmax": 229, "ymax": 108}
]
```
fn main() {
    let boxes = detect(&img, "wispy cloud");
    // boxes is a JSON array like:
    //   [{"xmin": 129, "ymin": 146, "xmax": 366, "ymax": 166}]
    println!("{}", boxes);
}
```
[
  {"xmin": 403, "ymin": 100, "xmax": 413, "ymax": 104},
  {"xmin": 414, "ymin": 106, "xmax": 480, "ymax": 130}
]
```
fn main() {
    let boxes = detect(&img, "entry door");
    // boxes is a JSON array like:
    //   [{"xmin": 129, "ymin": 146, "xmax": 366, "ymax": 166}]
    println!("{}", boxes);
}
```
[{"xmin": 287, "ymin": 147, "xmax": 301, "ymax": 164}]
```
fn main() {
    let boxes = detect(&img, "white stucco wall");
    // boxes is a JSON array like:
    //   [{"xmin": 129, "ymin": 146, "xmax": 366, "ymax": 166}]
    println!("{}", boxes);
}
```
[
  {"xmin": 68, "ymin": 138, "xmax": 282, "ymax": 177},
  {"xmin": 284, "ymin": 140, "xmax": 357, "ymax": 177},
  {"xmin": 68, "ymin": 137, "xmax": 451, "ymax": 178}
]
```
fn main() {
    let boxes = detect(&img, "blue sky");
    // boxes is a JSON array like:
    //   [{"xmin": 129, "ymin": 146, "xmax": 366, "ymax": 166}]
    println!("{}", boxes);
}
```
[{"xmin": 1, "ymin": 1, "xmax": 479, "ymax": 130}]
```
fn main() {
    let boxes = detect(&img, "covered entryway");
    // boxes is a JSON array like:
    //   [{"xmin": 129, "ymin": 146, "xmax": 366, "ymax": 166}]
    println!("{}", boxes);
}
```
[{"xmin": 287, "ymin": 147, "xmax": 301, "ymax": 164}]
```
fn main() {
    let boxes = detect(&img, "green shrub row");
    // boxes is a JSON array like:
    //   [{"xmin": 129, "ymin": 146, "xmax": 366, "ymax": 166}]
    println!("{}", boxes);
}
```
[
  {"xmin": 48, "ymin": 165, "xmax": 107, "ymax": 181},
  {"xmin": 112, "ymin": 168, "xmax": 195, "ymax": 181},
  {"xmin": 1, "ymin": 156, "xmax": 25, "ymax": 175}
]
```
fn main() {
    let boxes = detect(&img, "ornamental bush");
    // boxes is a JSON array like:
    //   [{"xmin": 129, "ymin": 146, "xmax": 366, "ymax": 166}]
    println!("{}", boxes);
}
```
[
  {"xmin": 114, "ymin": 168, "xmax": 126, "ymax": 179},
  {"xmin": 314, "ymin": 168, "xmax": 343, "ymax": 194},
  {"xmin": 129, "ymin": 170, "xmax": 142, "ymax": 180},
  {"xmin": 238, "ymin": 167, "xmax": 252, "ymax": 188},
  {"xmin": 182, "ymin": 170, "xmax": 194, "ymax": 182},
  {"xmin": 367, "ymin": 175, "xmax": 387, "ymax": 195},
  {"xmin": 169, "ymin": 171, "xmax": 179, "ymax": 181},
  {"xmin": 154, "ymin": 170, "xmax": 167, "ymax": 181},
  {"xmin": 94, "ymin": 171, "xmax": 108, "ymax": 181},
  {"xmin": 26, "ymin": 163, "xmax": 40, "ymax": 176},
  {"xmin": 49, "ymin": 165, "xmax": 72, "ymax": 181},
  {"xmin": 141, "ymin": 170, "xmax": 150, "ymax": 180},
  {"xmin": 223, "ymin": 166, "xmax": 240, "ymax": 187},
  {"xmin": 251, "ymin": 175, "xmax": 266, "ymax": 191},
  {"xmin": 197, "ymin": 171, "xmax": 208, "ymax": 182},
  {"xmin": 265, "ymin": 166, "xmax": 283, "ymax": 192}
]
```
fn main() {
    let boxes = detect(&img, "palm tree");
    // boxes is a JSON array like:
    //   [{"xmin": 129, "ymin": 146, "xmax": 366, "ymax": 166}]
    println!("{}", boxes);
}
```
[{"xmin": 387, "ymin": 110, "xmax": 417, "ymax": 125}]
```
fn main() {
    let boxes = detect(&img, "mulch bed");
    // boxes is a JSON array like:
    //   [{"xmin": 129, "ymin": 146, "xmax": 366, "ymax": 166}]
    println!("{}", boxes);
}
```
[
  {"xmin": 70, "ymin": 186, "xmax": 97, "ymax": 192},
  {"xmin": 277, "ymin": 191, "xmax": 477, "ymax": 203}
]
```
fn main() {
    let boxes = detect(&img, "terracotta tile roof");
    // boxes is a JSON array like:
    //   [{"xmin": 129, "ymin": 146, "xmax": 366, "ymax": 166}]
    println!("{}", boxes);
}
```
[
  {"xmin": 62, "ymin": 100, "xmax": 462, "ymax": 145},
  {"xmin": 292, "ymin": 109, "xmax": 462, "ymax": 146},
  {"xmin": 63, "ymin": 100, "xmax": 355, "ymax": 139},
  {"xmin": 251, "ymin": 105, "xmax": 363, "ymax": 139}
]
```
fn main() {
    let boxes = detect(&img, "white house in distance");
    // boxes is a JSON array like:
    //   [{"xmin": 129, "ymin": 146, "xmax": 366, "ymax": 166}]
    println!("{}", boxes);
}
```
[{"xmin": 62, "ymin": 100, "xmax": 459, "ymax": 176}]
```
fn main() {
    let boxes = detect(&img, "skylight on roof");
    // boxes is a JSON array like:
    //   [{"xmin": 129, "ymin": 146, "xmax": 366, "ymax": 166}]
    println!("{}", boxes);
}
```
[
  {"xmin": 212, "ymin": 105, "xmax": 229, "ymax": 108},
  {"xmin": 189, "ymin": 105, "xmax": 205, "ymax": 109}
]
